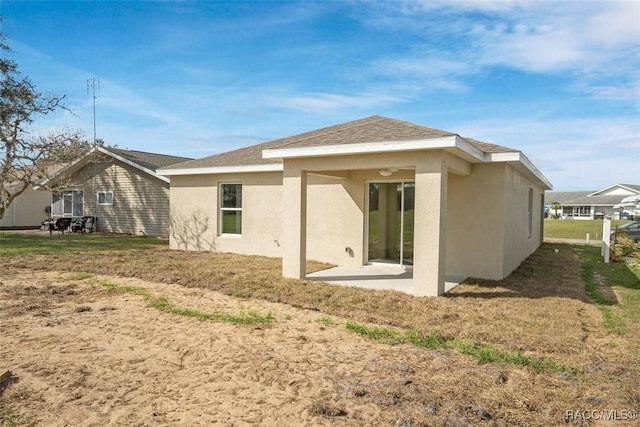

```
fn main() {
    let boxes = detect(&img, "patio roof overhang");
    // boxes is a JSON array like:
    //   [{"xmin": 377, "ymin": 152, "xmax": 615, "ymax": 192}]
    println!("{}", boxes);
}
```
[
  {"xmin": 157, "ymin": 134, "xmax": 552, "ymax": 191},
  {"xmin": 157, "ymin": 163, "xmax": 283, "ymax": 176},
  {"xmin": 263, "ymin": 135, "xmax": 553, "ymax": 190}
]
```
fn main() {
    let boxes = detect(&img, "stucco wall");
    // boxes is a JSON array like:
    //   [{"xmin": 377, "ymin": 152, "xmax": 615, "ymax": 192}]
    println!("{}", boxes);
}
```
[
  {"xmin": 0, "ymin": 185, "xmax": 51, "ymax": 228},
  {"xmin": 502, "ymin": 164, "xmax": 545, "ymax": 277},
  {"xmin": 306, "ymin": 174, "xmax": 363, "ymax": 267},
  {"xmin": 445, "ymin": 163, "xmax": 507, "ymax": 280},
  {"xmin": 169, "ymin": 172, "xmax": 283, "ymax": 257},
  {"xmin": 446, "ymin": 162, "xmax": 545, "ymax": 280}
]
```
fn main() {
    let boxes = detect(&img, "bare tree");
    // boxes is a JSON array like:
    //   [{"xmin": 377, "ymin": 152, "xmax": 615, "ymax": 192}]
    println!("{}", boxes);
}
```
[{"xmin": 0, "ymin": 32, "xmax": 91, "ymax": 220}]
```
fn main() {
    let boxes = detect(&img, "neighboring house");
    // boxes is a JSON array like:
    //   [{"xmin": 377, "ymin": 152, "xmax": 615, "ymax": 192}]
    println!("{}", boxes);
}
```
[
  {"xmin": 159, "ymin": 116, "xmax": 552, "ymax": 297},
  {"xmin": 545, "ymin": 184, "xmax": 640, "ymax": 220},
  {"xmin": 0, "ymin": 183, "xmax": 52, "ymax": 229},
  {"xmin": 42, "ymin": 146, "xmax": 192, "ymax": 236}
]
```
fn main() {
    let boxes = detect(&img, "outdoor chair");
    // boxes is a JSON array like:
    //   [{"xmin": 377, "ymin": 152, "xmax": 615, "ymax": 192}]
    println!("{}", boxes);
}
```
[
  {"xmin": 83, "ymin": 216, "xmax": 97, "ymax": 233},
  {"xmin": 50, "ymin": 217, "xmax": 72, "ymax": 236},
  {"xmin": 71, "ymin": 217, "xmax": 85, "ymax": 233}
]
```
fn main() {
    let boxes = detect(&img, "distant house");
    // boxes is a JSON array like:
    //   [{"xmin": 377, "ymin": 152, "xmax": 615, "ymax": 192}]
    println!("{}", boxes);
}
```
[
  {"xmin": 0, "ymin": 183, "xmax": 52, "ymax": 229},
  {"xmin": 42, "ymin": 146, "xmax": 191, "ymax": 236},
  {"xmin": 158, "ymin": 116, "xmax": 552, "ymax": 297},
  {"xmin": 545, "ymin": 184, "xmax": 640, "ymax": 220}
]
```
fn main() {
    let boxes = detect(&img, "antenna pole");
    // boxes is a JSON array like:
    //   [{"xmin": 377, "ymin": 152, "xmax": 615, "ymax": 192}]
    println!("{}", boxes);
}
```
[{"xmin": 87, "ymin": 77, "xmax": 100, "ymax": 144}]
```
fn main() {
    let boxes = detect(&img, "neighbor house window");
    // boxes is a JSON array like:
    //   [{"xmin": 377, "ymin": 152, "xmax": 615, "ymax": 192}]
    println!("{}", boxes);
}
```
[
  {"xmin": 528, "ymin": 188, "xmax": 533, "ymax": 239},
  {"xmin": 220, "ymin": 183, "xmax": 242, "ymax": 235},
  {"xmin": 97, "ymin": 191, "xmax": 114, "ymax": 205},
  {"xmin": 52, "ymin": 190, "xmax": 83, "ymax": 217}
]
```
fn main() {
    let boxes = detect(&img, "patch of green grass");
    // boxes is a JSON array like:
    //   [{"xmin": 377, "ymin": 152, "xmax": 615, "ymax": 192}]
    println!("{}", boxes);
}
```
[
  {"xmin": 577, "ymin": 245, "xmax": 640, "ymax": 335},
  {"xmin": 70, "ymin": 273, "xmax": 93, "ymax": 281},
  {"xmin": 0, "ymin": 405, "xmax": 18, "ymax": 426},
  {"xmin": 0, "ymin": 232, "xmax": 167, "ymax": 256},
  {"xmin": 316, "ymin": 316, "xmax": 338, "ymax": 327},
  {"xmin": 345, "ymin": 321, "xmax": 576, "ymax": 374},
  {"xmin": 598, "ymin": 306, "xmax": 628, "ymax": 335},
  {"xmin": 622, "ymin": 291, "xmax": 640, "ymax": 323},
  {"xmin": 544, "ymin": 219, "xmax": 628, "ymax": 240},
  {"xmin": 579, "ymin": 255, "xmax": 615, "ymax": 306},
  {"xmin": 97, "ymin": 280, "xmax": 274, "ymax": 326}
]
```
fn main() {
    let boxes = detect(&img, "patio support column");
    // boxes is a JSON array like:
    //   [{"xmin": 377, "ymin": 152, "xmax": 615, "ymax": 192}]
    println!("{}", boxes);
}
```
[
  {"xmin": 282, "ymin": 166, "xmax": 307, "ymax": 279},
  {"xmin": 413, "ymin": 157, "xmax": 447, "ymax": 297}
]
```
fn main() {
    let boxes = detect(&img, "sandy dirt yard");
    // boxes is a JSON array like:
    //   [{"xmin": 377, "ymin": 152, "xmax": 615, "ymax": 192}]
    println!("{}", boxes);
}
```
[
  {"xmin": 0, "ymin": 268, "xmax": 634, "ymax": 426},
  {"xmin": 0, "ymin": 271, "xmax": 476, "ymax": 426}
]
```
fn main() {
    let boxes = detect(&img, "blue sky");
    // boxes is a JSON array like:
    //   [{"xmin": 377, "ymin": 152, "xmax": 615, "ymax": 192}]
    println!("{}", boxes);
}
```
[{"xmin": 2, "ymin": 0, "xmax": 639, "ymax": 190}]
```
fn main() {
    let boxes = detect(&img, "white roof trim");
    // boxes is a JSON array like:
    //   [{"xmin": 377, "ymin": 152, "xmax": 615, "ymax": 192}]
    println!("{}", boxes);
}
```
[
  {"xmin": 485, "ymin": 152, "xmax": 553, "ymax": 190},
  {"xmin": 261, "ymin": 135, "xmax": 551, "ymax": 188},
  {"xmin": 157, "ymin": 163, "xmax": 283, "ymax": 176},
  {"xmin": 588, "ymin": 184, "xmax": 640, "ymax": 197},
  {"xmin": 39, "ymin": 146, "xmax": 171, "ymax": 186},
  {"xmin": 262, "ymin": 135, "xmax": 484, "ymax": 160}
]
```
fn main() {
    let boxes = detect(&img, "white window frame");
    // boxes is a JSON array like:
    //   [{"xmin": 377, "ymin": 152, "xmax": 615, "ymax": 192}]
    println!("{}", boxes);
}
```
[
  {"xmin": 97, "ymin": 191, "xmax": 114, "ymax": 206},
  {"xmin": 219, "ymin": 183, "xmax": 242, "ymax": 236},
  {"xmin": 52, "ymin": 190, "xmax": 84, "ymax": 217}
]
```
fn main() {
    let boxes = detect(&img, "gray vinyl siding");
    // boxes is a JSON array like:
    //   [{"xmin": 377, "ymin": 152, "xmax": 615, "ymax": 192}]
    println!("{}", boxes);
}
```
[{"xmin": 71, "ymin": 159, "xmax": 171, "ymax": 236}]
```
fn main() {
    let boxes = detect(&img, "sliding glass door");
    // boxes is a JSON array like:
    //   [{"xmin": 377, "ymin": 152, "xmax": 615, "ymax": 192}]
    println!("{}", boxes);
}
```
[{"xmin": 367, "ymin": 182, "xmax": 415, "ymax": 266}]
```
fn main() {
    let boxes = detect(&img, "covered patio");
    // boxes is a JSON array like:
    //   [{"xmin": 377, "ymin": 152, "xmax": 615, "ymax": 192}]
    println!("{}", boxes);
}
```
[{"xmin": 265, "ymin": 144, "xmax": 473, "ymax": 297}]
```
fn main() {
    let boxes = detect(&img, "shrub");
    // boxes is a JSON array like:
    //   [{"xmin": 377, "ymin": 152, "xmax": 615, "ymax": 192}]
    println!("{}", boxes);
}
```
[{"xmin": 611, "ymin": 234, "xmax": 640, "ymax": 262}]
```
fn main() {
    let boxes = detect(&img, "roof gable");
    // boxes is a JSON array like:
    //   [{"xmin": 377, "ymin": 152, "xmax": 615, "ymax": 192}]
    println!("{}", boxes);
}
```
[
  {"xmin": 40, "ymin": 146, "xmax": 192, "ymax": 187},
  {"xmin": 589, "ymin": 184, "xmax": 640, "ymax": 197}
]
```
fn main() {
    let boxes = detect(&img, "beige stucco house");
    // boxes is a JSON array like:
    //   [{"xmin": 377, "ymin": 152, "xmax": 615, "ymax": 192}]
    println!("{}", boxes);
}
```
[
  {"xmin": 159, "ymin": 116, "xmax": 552, "ymax": 296},
  {"xmin": 42, "ymin": 146, "xmax": 191, "ymax": 236}
]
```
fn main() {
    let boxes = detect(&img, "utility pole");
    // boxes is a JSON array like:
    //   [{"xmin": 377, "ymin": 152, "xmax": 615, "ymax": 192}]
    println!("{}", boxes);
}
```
[{"xmin": 87, "ymin": 77, "xmax": 100, "ymax": 144}]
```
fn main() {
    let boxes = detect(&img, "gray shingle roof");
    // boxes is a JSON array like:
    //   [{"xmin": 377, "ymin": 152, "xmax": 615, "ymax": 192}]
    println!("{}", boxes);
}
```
[
  {"xmin": 545, "ymin": 191, "xmax": 593, "ymax": 204},
  {"xmin": 545, "ymin": 191, "xmax": 636, "ymax": 206},
  {"xmin": 108, "ymin": 148, "xmax": 192, "ymax": 170},
  {"xmin": 463, "ymin": 137, "xmax": 516, "ymax": 154},
  {"xmin": 164, "ymin": 116, "xmax": 517, "ymax": 170}
]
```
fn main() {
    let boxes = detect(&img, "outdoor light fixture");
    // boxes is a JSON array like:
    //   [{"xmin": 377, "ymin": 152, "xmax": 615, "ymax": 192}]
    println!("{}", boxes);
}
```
[{"xmin": 379, "ymin": 168, "xmax": 398, "ymax": 177}]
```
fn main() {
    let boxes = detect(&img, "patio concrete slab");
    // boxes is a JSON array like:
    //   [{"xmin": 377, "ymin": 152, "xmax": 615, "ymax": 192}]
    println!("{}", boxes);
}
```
[{"xmin": 306, "ymin": 265, "xmax": 462, "ymax": 295}]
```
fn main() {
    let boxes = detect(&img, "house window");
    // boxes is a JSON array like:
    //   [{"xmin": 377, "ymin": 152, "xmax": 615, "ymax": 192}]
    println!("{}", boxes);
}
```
[
  {"xmin": 528, "ymin": 188, "xmax": 533, "ymax": 239},
  {"xmin": 98, "ymin": 191, "xmax": 114, "ymax": 205},
  {"xmin": 562, "ymin": 206, "xmax": 591, "ymax": 217},
  {"xmin": 220, "ymin": 183, "xmax": 242, "ymax": 235},
  {"xmin": 52, "ymin": 191, "xmax": 84, "ymax": 217}
]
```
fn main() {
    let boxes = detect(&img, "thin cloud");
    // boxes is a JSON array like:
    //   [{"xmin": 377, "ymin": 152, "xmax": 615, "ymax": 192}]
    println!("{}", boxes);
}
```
[
  {"xmin": 356, "ymin": 1, "xmax": 640, "ymax": 102},
  {"xmin": 262, "ymin": 92, "xmax": 406, "ymax": 113}
]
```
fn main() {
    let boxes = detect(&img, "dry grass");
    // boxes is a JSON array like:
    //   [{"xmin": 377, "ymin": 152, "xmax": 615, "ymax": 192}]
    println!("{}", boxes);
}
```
[
  {"xmin": 0, "ymin": 245, "xmax": 603, "ymax": 359},
  {"xmin": 3, "ymin": 241, "xmax": 640, "ymax": 425}
]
